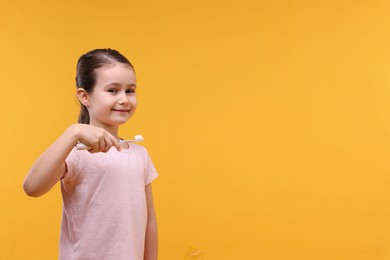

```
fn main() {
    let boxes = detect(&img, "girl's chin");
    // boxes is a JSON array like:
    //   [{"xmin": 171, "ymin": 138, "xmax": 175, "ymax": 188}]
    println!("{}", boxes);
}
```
[
  {"xmin": 112, "ymin": 116, "xmax": 132, "ymax": 124},
  {"xmin": 110, "ymin": 119, "xmax": 130, "ymax": 125},
  {"xmin": 91, "ymin": 115, "xmax": 132, "ymax": 127}
]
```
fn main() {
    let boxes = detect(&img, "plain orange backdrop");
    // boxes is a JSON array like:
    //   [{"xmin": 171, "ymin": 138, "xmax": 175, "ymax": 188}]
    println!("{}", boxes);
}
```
[{"xmin": 1, "ymin": 0, "xmax": 390, "ymax": 259}]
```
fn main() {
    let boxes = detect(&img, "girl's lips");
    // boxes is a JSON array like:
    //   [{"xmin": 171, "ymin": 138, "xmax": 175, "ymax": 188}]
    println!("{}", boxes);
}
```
[{"xmin": 112, "ymin": 109, "xmax": 130, "ymax": 113}]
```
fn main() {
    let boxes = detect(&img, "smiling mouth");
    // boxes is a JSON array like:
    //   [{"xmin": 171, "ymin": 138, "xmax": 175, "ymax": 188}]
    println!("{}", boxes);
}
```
[{"xmin": 112, "ymin": 109, "xmax": 130, "ymax": 113}]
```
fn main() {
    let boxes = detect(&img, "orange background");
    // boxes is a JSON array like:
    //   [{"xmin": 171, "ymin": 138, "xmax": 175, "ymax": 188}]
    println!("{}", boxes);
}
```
[{"xmin": 1, "ymin": 0, "xmax": 390, "ymax": 259}]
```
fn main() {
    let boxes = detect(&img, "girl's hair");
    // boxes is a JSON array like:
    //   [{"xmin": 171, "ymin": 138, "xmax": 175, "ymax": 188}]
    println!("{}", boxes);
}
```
[{"xmin": 76, "ymin": 48, "xmax": 134, "ymax": 124}]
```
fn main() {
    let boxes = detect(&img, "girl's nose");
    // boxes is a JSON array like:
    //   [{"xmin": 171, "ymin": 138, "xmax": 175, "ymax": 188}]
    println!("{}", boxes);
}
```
[
  {"xmin": 118, "ymin": 93, "xmax": 129, "ymax": 105},
  {"xmin": 118, "ymin": 99, "xmax": 128, "ymax": 105}
]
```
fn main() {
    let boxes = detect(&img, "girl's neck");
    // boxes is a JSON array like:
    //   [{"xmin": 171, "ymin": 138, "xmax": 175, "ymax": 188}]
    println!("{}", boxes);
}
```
[{"xmin": 89, "ymin": 122, "xmax": 120, "ymax": 139}]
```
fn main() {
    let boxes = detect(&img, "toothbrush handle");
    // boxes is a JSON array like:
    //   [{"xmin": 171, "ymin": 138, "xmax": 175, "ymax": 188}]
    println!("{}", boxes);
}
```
[
  {"xmin": 75, "ymin": 143, "xmax": 91, "ymax": 150},
  {"xmin": 75, "ymin": 141, "xmax": 133, "ymax": 150},
  {"xmin": 75, "ymin": 135, "xmax": 143, "ymax": 150}
]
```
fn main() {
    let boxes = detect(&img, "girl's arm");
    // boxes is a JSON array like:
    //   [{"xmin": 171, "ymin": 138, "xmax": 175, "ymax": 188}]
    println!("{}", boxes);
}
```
[
  {"xmin": 23, "ymin": 123, "xmax": 121, "ymax": 197},
  {"xmin": 144, "ymin": 183, "xmax": 158, "ymax": 260}
]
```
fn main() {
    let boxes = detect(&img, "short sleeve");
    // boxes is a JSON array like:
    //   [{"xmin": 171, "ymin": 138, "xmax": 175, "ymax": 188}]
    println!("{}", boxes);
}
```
[
  {"xmin": 144, "ymin": 150, "xmax": 158, "ymax": 186},
  {"xmin": 62, "ymin": 148, "xmax": 80, "ymax": 190}
]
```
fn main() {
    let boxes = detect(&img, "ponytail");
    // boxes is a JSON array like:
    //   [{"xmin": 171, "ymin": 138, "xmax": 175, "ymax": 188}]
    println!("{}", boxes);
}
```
[{"xmin": 78, "ymin": 105, "xmax": 90, "ymax": 124}]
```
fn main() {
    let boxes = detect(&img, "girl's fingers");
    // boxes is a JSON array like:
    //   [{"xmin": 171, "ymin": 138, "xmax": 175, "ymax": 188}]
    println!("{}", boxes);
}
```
[
  {"xmin": 104, "ymin": 137, "xmax": 113, "ymax": 153},
  {"xmin": 80, "ymin": 126, "xmax": 122, "ymax": 153},
  {"xmin": 88, "ymin": 143, "xmax": 99, "ymax": 154},
  {"xmin": 99, "ymin": 138, "xmax": 106, "ymax": 152},
  {"xmin": 88, "ymin": 137, "xmax": 102, "ymax": 153},
  {"xmin": 111, "ymin": 136, "xmax": 121, "ymax": 151}
]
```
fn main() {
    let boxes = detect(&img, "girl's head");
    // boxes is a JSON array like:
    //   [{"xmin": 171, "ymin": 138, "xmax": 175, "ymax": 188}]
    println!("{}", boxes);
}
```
[{"xmin": 76, "ymin": 49, "xmax": 134, "ymax": 124}]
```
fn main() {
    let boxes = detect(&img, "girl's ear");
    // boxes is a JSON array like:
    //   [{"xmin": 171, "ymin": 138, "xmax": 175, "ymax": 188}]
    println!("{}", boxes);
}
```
[{"xmin": 76, "ymin": 88, "xmax": 90, "ymax": 107}]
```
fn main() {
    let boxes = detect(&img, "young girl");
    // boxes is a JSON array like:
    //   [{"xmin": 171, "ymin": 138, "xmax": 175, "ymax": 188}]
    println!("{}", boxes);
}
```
[{"xmin": 23, "ymin": 49, "xmax": 158, "ymax": 260}]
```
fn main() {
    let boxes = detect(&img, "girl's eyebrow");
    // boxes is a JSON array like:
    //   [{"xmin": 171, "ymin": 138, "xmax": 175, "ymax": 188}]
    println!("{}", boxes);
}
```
[{"xmin": 104, "ymin": 82, "xmax": 137, "ymax": 88}]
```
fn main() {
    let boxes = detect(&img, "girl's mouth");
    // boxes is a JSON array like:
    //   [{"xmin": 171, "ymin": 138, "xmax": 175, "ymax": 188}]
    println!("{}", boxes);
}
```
[{"xmin": 112, "ymin": 109, "xmax": 130, "ymax": 113}]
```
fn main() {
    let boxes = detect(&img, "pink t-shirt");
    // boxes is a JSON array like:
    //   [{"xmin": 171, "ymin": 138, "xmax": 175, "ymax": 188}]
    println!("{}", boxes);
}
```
[{"xmin": 60, "ymin": 144, "xmax": 158, "ymax": 260}]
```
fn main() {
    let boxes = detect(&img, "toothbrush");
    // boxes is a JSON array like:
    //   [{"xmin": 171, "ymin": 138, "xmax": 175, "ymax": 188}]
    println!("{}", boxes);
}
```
[{"xmin": 76, "ymin": 135, "xmax": 144, "ymax": 150}]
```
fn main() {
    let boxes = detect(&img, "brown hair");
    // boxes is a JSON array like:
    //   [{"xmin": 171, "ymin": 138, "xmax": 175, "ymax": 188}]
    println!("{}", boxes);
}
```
[{"xmin": 75, "ymin": 48, "xmax": 134, "ymax": 124}]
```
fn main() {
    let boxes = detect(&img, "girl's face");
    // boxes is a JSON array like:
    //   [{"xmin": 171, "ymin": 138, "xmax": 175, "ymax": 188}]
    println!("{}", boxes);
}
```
[{"xmin": 85, "ymin": 63, "xmax": 137, "ymax": 132}]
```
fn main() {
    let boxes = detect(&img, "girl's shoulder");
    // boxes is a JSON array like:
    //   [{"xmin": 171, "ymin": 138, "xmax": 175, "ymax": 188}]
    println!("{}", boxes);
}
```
[{"xmin": 128, "ymin": 143, "xmax": 149, "ymax": 155}]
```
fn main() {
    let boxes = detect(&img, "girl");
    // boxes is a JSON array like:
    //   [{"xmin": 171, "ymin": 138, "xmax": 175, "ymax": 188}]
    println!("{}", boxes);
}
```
[{"xmin": 23, "ymin": 49, "xmax": 158, "ymax": 260}]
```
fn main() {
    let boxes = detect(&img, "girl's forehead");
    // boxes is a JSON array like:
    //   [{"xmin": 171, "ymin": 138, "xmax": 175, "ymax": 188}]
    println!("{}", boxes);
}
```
[
  {"xmin": 96, "ymin": 63, "xmax": 134, "ymax": 74},
  {"xmin": 95, "ymin": 63, "xmax": 136, "ymax": 84}
]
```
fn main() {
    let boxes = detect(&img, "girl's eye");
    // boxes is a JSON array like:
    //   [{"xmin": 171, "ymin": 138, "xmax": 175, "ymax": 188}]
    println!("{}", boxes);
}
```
[
  {"xmin": 126, "ymin": 89, "xmax": 136, "ymax": 94},
  {"xmin": 108, "ymin": 89, "xmax": 118, "ymax": 93}
]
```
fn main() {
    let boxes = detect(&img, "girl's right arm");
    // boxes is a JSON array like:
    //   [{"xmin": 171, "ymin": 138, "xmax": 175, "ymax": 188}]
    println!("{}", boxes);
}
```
[{"xmin": 23, "ymin": 124, "xmax": 121, "ymax": 197}]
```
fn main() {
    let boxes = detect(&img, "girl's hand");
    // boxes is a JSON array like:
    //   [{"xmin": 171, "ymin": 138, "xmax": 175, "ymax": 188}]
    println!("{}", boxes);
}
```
[
  {"xmin": 71, "ymin": 124, "xmax": 121, "ymax": 153},
  {"xmin": 24, "ymin": 123, "xmax": 121, "ymax": 197}
]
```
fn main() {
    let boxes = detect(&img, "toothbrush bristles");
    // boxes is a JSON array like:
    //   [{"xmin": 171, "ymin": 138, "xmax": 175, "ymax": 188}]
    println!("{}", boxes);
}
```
[{"xmin": 134, "ymin": 135, "xmax": 144, "ymax": 141}]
